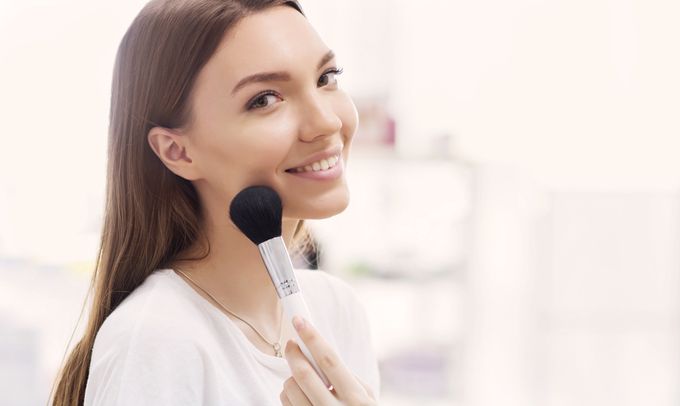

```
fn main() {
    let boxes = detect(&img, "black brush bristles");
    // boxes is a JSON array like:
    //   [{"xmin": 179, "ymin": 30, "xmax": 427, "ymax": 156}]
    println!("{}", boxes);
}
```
[{"xmin": 229, "ymin": 185, "xmax": 283, "ymax": 245}]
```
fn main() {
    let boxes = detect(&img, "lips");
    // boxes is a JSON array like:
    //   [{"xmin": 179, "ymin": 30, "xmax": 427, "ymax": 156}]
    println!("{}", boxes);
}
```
[
  {"xmin": 286, "ymin": 154, "xmax": 341, "ymax": 173},
  {"xmin": 285, "ymin": 154, "xmax": 344, "ymax": 181},
  {"xmin": 284, "ymin": 145, "xmax": 343, "ymax": 173}
]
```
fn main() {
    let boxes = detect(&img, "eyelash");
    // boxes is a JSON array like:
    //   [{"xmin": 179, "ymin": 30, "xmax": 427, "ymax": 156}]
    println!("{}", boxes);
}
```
[{"xmin": 246, "ymin": 67, "xmax": 344, "ymax": 111}]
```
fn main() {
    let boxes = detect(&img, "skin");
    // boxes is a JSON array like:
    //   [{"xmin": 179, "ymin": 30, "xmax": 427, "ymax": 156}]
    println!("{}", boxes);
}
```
[
  {"xmin": 282, "ymin": 316, "xmax": 376, "ymax": 405},
  {"xmin": 147, "ymin": 5, "xmax": 374, "ymax": 405}
]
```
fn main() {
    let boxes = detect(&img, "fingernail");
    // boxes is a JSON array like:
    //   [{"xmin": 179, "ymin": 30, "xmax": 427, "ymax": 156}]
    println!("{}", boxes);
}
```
[{"xmin": 293, "ymin": 316, "xmax": 305, "ymax": 331}]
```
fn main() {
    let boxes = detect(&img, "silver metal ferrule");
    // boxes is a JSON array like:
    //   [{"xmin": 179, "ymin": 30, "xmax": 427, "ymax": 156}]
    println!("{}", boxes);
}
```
[{"xmin": 258, "ymin": 236, "xmax": 299, "ymax": 298}]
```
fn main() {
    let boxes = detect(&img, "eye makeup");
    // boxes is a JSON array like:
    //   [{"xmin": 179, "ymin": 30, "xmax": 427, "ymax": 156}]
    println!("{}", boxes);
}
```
[{"xmin": 244, "ymin": 66, "xmax": 344, "ymax": 111}]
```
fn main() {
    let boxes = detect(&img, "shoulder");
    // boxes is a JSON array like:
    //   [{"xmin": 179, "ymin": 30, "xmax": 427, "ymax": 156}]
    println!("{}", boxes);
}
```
[
  {"xmin": 294, "ymin": 268, "xmax": 369, "ymax": 328},
  {"xmin": 295, "ymin": 268, "xmax": 360, "ymax": 303},
  {"xmin": 90, "ymin": 269, "xmax": 208, "ymax": 363},
  {"xmin": 86, "ymin": 269, "xmax": 208, "ymax": 405}
]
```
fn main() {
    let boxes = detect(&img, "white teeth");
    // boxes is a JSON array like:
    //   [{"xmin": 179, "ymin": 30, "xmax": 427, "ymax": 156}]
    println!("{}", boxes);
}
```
[{"xmin": 292, "ymin": 155, "xmax": 340, "ymax": 173}]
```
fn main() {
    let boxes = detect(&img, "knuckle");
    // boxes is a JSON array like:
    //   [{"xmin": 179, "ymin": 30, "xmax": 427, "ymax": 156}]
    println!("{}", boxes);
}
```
[
  {"xmin": 301, "ymin": 328, "xmax": 316, "ymax": 342},
  {"xmin": 292, "ymin": 364, "xmax": 313, "ymax": 381},
  {"xmin": 319, "ymin": 353, "xmax": 338, "ymax": 370},
  {"xmin": 283, "ymin": 378, "xmax": 296, "ymax": 391},
  {"xmin": 298, "ymin": 327, "xmax": 316, "ymax": 341}
]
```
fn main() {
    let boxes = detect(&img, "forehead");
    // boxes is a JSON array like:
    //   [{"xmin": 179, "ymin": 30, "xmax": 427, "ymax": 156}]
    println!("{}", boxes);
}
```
[{"xmin": 210, "ymin": 6, "xmax": 328, "ymax": 79}]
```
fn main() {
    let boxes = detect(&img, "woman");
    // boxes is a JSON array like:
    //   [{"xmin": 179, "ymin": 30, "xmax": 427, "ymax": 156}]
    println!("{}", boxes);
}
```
[{"xmin": 50, "ymin": 0, "xmax": 380, "ymax": 404}]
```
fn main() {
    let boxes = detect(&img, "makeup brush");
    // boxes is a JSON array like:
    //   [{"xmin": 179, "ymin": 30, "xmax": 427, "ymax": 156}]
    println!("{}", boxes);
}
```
[{"xmin": 229, "ymin": 185, "xmax": 331, "ymax": 389}]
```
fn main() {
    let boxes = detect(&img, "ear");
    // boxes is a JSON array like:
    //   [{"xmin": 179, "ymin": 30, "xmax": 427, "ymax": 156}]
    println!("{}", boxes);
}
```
[{"xmin": 147, "ymin": 126, "xmax": 200, "ymax": 181}]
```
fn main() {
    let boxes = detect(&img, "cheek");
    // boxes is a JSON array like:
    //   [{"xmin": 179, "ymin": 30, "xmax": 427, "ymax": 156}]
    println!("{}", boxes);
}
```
[
  {"xmin": 237, "ymin": 121, "xmax": 296, "ymax": 171},
  {"xmin": 195, "ymin": 124, "xmax": 294, "ymax": 189}
]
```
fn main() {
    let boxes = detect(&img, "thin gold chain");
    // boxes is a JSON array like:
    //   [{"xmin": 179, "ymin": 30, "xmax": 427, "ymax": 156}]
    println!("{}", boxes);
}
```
[{"xmin": 173, "ymin": 267, "xmax": 284, "ymax": 357}]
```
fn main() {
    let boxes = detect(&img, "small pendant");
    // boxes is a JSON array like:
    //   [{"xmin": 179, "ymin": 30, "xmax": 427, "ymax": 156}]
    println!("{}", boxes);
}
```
[{"xmin": 273, "ymin": 342, "xmax": 282, "ymax": 357}]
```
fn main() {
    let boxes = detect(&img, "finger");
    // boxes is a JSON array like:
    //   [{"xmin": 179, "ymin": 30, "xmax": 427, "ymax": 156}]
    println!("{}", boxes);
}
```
[
  {"xmin": 282, "ymin": 376, "xmax": 313, "ymax": 406},
  {"xmin": 292, "ymin": 316, "xmax": 365, "ymax": 398},
  {"xmin": 284, "ymin": 339, "xmax": 337, "ymax": 405},
  {"xmin": 357, "ymin": 376, "xmax": 374, "ymax": 398},
  {"xmin": 280, "ymin": 391, "xmax": 292, "ymax": 406}
]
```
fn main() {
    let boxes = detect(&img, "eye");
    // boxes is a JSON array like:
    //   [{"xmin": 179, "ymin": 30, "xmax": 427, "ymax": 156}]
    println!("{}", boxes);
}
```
[
  {"xmin": 246, "ymin": 91, "xmax": 281, "ymax": 111},
  {"xmin": 318, "ymin": 67, "xmax": 344, "ymax": 87},
  {"xmin": 245, "ymin": 67, "xmax": 345, "ymax": 111}
]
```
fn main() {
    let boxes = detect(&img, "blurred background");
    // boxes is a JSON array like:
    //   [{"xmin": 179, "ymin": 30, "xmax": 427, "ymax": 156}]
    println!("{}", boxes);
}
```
[{"xmin": 1, "ymin": 0, "xmax": 679, "ymax": 405}]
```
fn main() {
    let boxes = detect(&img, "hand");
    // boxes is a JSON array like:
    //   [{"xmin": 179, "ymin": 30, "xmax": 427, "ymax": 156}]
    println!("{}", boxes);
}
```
[{"xmin": 280, "ymin": 316, "xmax": 377, "ymax": 406}]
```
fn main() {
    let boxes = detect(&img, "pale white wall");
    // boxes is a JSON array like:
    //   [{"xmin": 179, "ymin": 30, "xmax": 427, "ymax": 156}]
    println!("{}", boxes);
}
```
[
  {"xmin": 0, "ymin": 1, "xmax": 148, "ymax": 262},
  {"xmin": 313, "ymin": 0, "xmax": 680, "ymax": 191}
]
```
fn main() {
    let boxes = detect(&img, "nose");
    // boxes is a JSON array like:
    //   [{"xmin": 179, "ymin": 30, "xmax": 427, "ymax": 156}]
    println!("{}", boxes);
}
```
[{"xmin": 297, "ymin": 92, "xmax": 342, "ymax": 143}]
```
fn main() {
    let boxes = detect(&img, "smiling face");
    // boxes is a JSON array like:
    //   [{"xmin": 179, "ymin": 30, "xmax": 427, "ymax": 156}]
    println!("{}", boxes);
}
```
[{"xmin": 174, "ymin": 5, "xmax": 358, "ymax": 220}]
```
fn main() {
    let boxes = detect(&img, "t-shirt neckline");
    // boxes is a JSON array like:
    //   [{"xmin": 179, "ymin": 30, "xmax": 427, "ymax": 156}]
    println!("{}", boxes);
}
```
[{"xmin": 161, "ymin": 268, "xmax": 290, "ymax": 369}]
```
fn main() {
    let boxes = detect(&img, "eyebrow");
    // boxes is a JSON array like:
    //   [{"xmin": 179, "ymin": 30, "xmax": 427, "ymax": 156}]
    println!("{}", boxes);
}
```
[{"xmin": 231, "ymin": 49, "xmax": 336, "ymax": 95}]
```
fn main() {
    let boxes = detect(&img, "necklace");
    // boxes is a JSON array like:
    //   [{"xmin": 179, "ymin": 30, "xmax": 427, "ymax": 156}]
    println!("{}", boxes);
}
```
[{"xmin": 173, "ymin": 267, "xmax": 284, "ymax": 358}]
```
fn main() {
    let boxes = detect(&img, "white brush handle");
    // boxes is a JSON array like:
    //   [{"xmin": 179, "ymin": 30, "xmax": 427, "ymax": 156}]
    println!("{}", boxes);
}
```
[
  {"xmin": 257, "ymin": 237, "xmax": 332, "ymax": 389},
  {"xmin": 281, "ymin": 292, "xmax": 331, "ymax": 389}
]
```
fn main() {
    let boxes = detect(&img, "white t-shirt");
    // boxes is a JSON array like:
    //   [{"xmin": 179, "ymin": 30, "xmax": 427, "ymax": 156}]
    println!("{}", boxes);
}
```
[{"xmin": 83, "ymin": 268, "xmax": 380, "ymax": 405}]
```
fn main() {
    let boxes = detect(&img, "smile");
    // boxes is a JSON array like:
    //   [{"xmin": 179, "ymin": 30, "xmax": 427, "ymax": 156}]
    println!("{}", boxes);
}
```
[
  {"xmin": 287, "ymin": 154, "xmax": 340, "ymax": 173},
  {"xmin": 285, "ymin": 154, "xmax": 344, "ymax": 181}
]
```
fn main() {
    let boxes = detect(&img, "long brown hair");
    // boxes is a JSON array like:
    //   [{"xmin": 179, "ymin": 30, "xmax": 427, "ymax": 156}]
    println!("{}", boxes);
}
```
[{"xmin": 50, "ymin": 1, "xmax": 306, "ymax": 404}]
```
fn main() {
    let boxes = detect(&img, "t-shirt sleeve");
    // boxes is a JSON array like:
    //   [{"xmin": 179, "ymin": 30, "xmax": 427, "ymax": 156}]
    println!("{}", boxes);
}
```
[{"xmin": 84, "ymin": 325, "xmax": 206, "ymax": 406}]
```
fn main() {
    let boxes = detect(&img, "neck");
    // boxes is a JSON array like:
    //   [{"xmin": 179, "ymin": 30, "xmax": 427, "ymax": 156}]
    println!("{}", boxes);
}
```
[{"xmin": 172, "ymin": 194, "xmax": 300, "ymax": 329}]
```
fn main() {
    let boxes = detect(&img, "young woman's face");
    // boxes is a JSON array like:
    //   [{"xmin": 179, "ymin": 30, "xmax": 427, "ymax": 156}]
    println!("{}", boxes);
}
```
[{"xmin": 184, "ymin": 5, "xmax": 357, "ymax": 220}]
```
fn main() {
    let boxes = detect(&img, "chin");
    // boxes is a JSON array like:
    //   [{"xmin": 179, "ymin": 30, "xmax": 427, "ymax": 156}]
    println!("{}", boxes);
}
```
[{"xmin": 282, "ymin": 185, "xmax": 350, "ymax": 220}]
